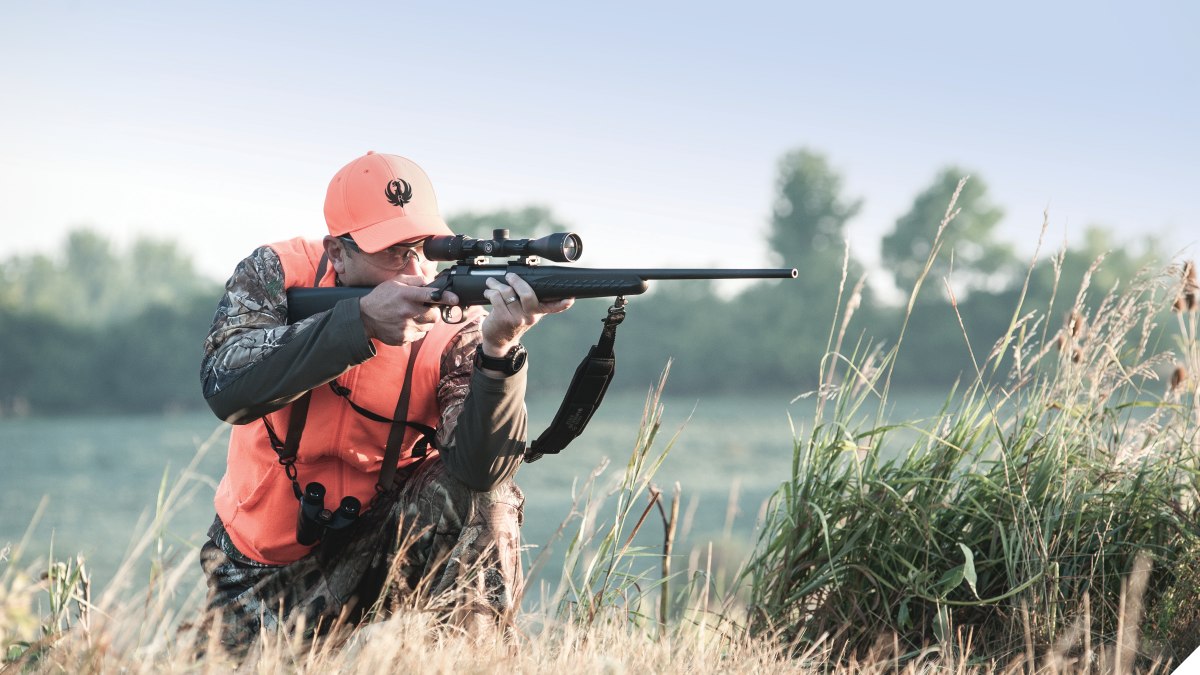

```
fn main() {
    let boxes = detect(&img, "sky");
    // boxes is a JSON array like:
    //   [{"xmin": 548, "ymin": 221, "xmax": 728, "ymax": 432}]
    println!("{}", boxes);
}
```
[{"xmin": 1, "ymin": 2, "xmax": 1196, "ymax": 285}]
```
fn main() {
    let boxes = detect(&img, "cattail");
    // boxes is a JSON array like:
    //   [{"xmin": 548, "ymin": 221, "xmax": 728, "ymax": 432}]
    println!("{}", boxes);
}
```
[
  {"xmin": 1173, "ymin": 260, "xmax": 1197, "ymax": 313},
  {"xmin": 1170, "ymin": 365, "xmax": 1188, "ymax": 393},
  {"xmin": 1056, "ymin": 311, "xmax": 1086, "ymax": 360},
  {"xmin": 1069, "ymin": 310, "xmax": 1087, "ymax": 338}
]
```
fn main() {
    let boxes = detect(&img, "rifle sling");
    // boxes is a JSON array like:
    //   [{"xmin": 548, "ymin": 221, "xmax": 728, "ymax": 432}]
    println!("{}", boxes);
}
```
[{"xmin": 525, "ymin": 297, "xmax": 627, "ymax": 463}]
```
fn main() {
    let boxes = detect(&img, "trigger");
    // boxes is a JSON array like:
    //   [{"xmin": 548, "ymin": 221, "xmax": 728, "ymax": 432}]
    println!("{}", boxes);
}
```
[{"xmin": 441, "ymin": 305, "xmax": 465, "ymax": 324}]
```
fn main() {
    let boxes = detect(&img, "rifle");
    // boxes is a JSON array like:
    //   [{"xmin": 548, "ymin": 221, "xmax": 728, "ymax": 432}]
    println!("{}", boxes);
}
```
[
  {"xmin": 286, "ymin": 230, "xmax": 797, "ymax": 462},
  {"xmin": 286, "ymin": 230, "xmax": 797, "ymax": 323}
]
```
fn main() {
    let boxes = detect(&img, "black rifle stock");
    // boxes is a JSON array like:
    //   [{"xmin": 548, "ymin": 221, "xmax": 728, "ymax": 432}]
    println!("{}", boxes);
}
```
[{"xmin": 286, "ymin": 263, "xmax": 798, "ymax": 323}]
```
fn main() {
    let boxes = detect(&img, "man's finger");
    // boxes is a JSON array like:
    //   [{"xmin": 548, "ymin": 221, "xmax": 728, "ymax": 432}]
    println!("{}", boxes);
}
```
[
  {"xmin": 505, "ymin": 273, "xmax": 537, "ymax": 311},
  {"xmin": 412, "ymin": 307, "xmax": 440, "ymax": 325},
  {"xmin": 505, "ymin": 273, "xmax": 535, "ymax": 298},
  {"xmin": 423, "ymin": 287, "xmax": 459, "ymax": 306},
  {"xmin": 483, "ymin": 286, "xmax": 515, "ymax": 313},
  {"xmin": 485, "ymin": 277, "xmax": 520, "ymax": 309},
  {"xmin": 543, "ymin": 298, "xmax": 575, "ymax": 314}
]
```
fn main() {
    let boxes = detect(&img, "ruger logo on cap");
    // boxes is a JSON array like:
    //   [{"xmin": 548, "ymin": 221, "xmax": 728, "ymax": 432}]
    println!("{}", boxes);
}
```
[{"xmin": 385, "ymin": 179, "xmax": 413, "ymax": 207}]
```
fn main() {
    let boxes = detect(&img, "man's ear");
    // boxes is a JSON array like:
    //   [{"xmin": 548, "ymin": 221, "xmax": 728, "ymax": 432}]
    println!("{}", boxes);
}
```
[{"xmin": 322, "ymin": 235, "xmax": 348, "ymax": 274}]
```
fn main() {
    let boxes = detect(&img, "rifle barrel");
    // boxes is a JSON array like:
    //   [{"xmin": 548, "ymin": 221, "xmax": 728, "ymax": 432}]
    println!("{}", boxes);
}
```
[{"xmin": 631, "ymin": 268, "xmax": 798, "ymax": 280}]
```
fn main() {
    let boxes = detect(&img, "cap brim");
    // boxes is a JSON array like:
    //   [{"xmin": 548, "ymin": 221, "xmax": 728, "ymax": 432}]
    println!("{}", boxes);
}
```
[{"xmin": 349, "ymin": 213, "xmax": 454, "ymax": 253}]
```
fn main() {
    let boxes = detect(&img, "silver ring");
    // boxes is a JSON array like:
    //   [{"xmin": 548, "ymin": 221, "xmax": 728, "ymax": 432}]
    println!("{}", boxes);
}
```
[{"xmin": 505, "ymin": 296, "xmax": 518, "ymax": 304}]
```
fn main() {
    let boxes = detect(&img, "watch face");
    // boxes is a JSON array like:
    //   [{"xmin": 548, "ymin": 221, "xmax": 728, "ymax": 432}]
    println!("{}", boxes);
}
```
[
  {"xmin": 476, "ymin": 344, "xmax": 526, "ymax": 375},
  {"xmin": 509, "ymin": 345, "xmax": 527, "ymax": 372}
]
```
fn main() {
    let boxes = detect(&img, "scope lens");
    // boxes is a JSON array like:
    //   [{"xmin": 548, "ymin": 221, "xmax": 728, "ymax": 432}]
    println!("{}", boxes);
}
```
[{"xmin": 561, "ymin": 233, "xmax": 582, "ymax": 262}]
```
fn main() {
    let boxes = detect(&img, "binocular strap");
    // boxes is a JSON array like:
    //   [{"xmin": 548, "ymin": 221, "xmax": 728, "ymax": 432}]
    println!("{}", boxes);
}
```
[
  {"xmin": 263, "ymin": 332, "xmax": 432, "ymax": 507},
  {"xmin": 378, "ymin": 338, "xmax": 426, "ymax": 493},
  {"xmin": 262, "ymin": 391, "xmax": 313, "ymax": 500}
]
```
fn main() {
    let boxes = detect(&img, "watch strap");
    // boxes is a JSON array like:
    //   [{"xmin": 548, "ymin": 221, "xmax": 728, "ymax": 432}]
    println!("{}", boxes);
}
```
[{"xmin": 474, "ymin": 343, "xmax": 526, "ymax": 375}]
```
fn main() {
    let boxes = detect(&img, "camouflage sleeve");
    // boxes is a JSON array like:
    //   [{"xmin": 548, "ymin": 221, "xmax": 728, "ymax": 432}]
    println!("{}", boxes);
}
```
[
  {"xmin": 435, "ymin": 318, "xmax": 529, "ymax": 491},
  {"xmin": 201, "ymin": 246, "xmax": 375, "ymax": 424}
]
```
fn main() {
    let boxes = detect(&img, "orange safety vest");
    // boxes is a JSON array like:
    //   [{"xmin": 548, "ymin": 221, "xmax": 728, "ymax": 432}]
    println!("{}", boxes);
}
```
[{"xmin": 213, "ymin": 237, "xmax": 469, "ymax": 565}]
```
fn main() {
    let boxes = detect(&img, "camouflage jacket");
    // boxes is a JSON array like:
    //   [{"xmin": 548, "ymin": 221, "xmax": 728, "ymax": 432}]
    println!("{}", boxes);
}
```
[{"xmin": 200, "ymin": 245, "xmax": 528, "ymax": 491}]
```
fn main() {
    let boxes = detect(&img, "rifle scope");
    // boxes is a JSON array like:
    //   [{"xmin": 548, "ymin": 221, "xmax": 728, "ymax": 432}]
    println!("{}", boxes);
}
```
[{"xmin": 425, "ymin": 229, "xmax": 582, "ymax": 263}]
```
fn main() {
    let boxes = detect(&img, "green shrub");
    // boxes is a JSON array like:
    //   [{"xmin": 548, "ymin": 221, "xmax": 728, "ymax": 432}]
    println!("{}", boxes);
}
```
[{"xmin": 744, "ymin": 253, "xmax": 1200, "ymax": 665}]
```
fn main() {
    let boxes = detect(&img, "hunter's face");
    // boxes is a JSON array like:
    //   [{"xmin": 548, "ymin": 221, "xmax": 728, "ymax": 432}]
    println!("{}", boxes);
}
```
[{"xmin": 328, "ymin": 236, "xmax": 437, "ymax": 286}]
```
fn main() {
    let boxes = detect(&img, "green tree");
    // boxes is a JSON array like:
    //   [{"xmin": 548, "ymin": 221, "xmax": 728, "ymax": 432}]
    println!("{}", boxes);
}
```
[
  {"xmin": 0, "ymin": 252, "xmax": 62, "ymax": 318},
  {"xmin": 0, "ymin": 228, "xmax": 218, "ymax": 327},
  {"xmin": 128, "ymin": 237, "xmax": 216, "ymax": 310},
  {"xmin": 733, "ymin": 149, "xmax": 870, "ymax": 391},
  {"xmin": 882, "ymin": 168, "xmax": 1016, "ymax": 297},
  {"xmin": 768, "ymin": 149, "xmax": 863, "ymax": 275},
  {"xmin": 0, "ymin": 229, "xmax": 222, "ymax": 415}
]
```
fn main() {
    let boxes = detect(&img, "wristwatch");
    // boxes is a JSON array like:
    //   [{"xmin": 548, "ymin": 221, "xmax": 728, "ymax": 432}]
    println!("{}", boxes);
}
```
[{"xmin": 474, "ymin": 343, "xmax": 527, "ymax": 376}]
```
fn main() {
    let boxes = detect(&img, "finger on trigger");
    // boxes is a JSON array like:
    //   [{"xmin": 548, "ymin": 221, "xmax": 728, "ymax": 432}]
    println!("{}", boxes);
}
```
[{"xmin": 425, "ymin": 287, "xmax": 459, "ymax": 306}]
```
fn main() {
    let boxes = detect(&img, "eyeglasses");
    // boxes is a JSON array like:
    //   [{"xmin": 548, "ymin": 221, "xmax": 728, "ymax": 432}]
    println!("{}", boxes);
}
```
[{"xmin": 338, "ymin": 235, "xmax": 426, "ymax": 266}]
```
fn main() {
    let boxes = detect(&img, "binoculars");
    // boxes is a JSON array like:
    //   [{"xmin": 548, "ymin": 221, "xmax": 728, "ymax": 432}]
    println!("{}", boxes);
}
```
[
  {"xmin": 295, "ymin": 482, "xmax": 361, "ymax": 547},
  {"xmin": 424, "ymin": 229, "xmax": 582, "ymax": 263}
]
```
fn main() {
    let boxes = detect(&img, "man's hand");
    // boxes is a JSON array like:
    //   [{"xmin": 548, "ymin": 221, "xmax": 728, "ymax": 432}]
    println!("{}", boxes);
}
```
[
  {"xmin": 480, "ymin": 273, "xmax": 574, "ymax": 358},
  {"xmin": 359, "ymin": 274, "xmax": 460, "ymax": 346}
]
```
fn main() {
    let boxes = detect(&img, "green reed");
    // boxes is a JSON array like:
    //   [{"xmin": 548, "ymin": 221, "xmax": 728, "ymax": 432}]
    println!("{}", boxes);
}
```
[{"xmin": 745, "ymin": 191, "xmax": 1199, "ymax": 666}]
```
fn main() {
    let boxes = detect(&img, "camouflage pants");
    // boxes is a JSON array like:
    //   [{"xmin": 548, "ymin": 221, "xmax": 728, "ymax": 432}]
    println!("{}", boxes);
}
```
[{"xmin": 199, "ymin": 458, "xmax": 524, "ymax": 654}]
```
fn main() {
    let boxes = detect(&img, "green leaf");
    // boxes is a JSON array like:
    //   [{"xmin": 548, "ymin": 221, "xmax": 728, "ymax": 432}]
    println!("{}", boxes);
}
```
[
  {"xmin": 936, "ymin": 564, "xmax": 963, "ymax": 596},
  {"xmin": 958, "ymin": 543, "xmax": 979, "ymax": 599},
  {"xmin": 936, "ymin": 544, "xmax": 980, "ymax": 598},
  {"xmin": 8, "ymin": 642, "xmax": 31, "ymax": 661}
]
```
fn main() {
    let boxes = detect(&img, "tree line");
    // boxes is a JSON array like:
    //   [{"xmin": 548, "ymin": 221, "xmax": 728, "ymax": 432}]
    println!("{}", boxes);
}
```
[{"xmin": 0, "ymin": 149, "xmax": 1178, "ymax": 416}]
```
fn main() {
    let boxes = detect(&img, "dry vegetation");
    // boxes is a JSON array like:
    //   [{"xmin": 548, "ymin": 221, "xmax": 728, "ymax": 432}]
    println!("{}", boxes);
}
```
[{"xmin": 2, "ymin": 201, "xmax": 1197, "ymax": 672}]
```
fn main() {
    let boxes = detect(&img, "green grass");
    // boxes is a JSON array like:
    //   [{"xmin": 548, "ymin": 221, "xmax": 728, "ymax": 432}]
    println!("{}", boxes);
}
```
[{"xmin": 744, "ymin": 194, "xmax": 1200, "ymax": 668}]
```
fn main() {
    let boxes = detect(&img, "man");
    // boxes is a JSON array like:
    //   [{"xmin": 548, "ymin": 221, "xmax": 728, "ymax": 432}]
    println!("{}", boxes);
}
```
[{"xmin": 198, "ymin": 151, "xmax": 572, "ymax": 651}]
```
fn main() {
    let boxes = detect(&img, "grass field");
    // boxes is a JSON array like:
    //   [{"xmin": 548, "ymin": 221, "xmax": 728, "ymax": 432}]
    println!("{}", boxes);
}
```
[
  {"xmin": 3, "ymin": 368, "xmax": 1194, "ymax": 672},
  {"xmin": 3, "ymin": 232, "xmax": 1196, "ymax": 671}
]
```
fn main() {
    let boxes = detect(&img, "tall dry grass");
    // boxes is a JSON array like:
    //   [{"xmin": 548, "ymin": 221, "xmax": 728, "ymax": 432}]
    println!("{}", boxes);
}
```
[{"xmin": 2, "ymin": 192, "xmax": 1197, "ymax": 671}]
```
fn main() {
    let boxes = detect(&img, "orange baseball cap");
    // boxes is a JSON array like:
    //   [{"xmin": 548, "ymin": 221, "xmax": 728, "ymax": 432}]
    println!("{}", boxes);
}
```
[{"xmin": 323, "ymin": 151, "xmax": 454, "ymax": 253}]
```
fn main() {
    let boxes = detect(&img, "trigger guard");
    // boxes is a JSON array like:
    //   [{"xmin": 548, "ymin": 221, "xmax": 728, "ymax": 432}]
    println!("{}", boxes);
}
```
[{"xmin": 440, "ymin": 305, "xmax": 465, "ymax": 324}]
